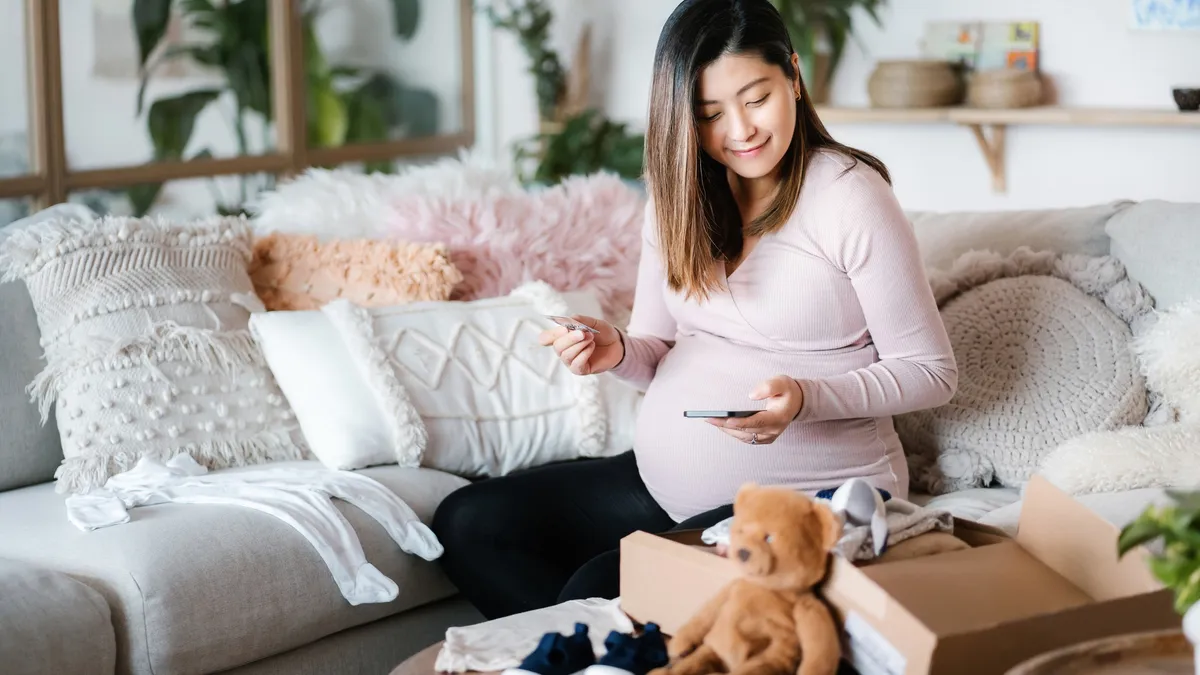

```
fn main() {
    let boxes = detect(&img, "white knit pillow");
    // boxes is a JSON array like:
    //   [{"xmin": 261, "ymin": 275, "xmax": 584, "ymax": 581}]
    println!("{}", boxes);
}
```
[
  {"xmin": 899, "ymin": 248, "xmax": 1155, "ymax": 494},
  {"xmin": 0, "ymin": 215, "xmax": 307, "ymax": 493},
  {"xmin": 318, "ymin": 282, "xmax": 642, "ymax": 477}
]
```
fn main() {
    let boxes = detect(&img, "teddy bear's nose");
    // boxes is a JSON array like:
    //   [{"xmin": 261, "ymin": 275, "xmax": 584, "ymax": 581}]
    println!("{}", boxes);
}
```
[{"xmin": 736, "ymin": 548, "xmax": 750, "ymax": 562}]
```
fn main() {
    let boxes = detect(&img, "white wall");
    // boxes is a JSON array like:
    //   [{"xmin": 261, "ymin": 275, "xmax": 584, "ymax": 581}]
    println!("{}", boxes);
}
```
[{"xmin": 480, "ymin": 0, "xmax": 1200, "ymax": 211}]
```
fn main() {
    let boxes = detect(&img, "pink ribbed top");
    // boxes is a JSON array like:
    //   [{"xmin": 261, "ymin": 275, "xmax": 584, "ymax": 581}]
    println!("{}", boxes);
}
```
[{"xmin": 611, "ymin": 150, "xmax": 958, "ymax": 521}]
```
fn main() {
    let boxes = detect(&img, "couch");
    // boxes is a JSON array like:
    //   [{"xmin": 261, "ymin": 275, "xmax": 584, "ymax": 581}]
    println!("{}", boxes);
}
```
[
  {"xmin": 0, "ymin": 219, "xmax": 485, "ymax": 674},
  {"xmin": 0, "ymin": 195, "xmax": 1195, "ymax": 674}
]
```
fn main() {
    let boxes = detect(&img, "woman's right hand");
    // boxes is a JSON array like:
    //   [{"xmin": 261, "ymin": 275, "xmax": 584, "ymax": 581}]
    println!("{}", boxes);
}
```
[{"xmin": 538, "ymin": 315, "xmax": 624, "ymax": 376}]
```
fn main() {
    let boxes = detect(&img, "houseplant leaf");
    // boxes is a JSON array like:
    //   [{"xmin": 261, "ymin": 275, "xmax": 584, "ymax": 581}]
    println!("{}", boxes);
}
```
[
  {"xmin": 136, "ymin": 44, "xmax": 214, "ymax": 115},
  {"xmin": 127, "ymin": 183, "xmax": 164, "ymax": 217},
  {"xmin": 222, "ymin": 0, "xmax": 272, "ymax": 117},
  {"xmin": 133, "ymin": 0, "xmax": 173, "ymax": 67},
  {"xmin": 394, "ymin": 86, "xmax": 440, "ymax": 137},
  {"xmin": 1118, "ymin": 507, "xmax": 1171, "ymax": 556},
  {"xmin": 225, "ymin": 42, "xmax": 272, "ymax": 117},
  {"xmin": 309, "ymin": 84, "xmax": 349, "ymax": 148},
  {"xmin": 391, "ymin": 0, "xmax": 421, "ymax": 39},
  {"xmin": 147, "ymin": 89, "xmax": 222, "ymax": 160}
]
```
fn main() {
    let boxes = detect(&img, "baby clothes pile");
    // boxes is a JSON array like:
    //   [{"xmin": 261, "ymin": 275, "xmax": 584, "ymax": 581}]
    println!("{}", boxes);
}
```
[
  {"xmin": 436, "ymin": 597, "xmax": 665, "ymax": 675},
  {"xmin": 701, "ymin": 478, "xmax": 955, "ymax": 562},
  {"xmin": 64, "ymin": 454, "xmax": 442, "ymax": 605}
]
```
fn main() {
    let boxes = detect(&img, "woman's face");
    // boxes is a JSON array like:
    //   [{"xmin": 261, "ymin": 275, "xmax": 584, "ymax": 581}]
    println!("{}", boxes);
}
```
[{"xmin": 695, "ymin": 52, "xmax": 800, "ymax": 181}]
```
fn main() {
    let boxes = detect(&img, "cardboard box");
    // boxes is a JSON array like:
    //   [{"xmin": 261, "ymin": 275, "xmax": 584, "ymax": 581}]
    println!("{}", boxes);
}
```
[{"xmin": 619, "ymin": 475, "xmax": 1179, "ymax": 675}]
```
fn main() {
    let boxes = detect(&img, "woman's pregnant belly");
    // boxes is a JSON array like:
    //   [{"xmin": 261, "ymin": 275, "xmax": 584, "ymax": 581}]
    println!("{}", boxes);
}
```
[{"xmin": 633, "ymin": 332, "xmax": 907, "ymax": 520}]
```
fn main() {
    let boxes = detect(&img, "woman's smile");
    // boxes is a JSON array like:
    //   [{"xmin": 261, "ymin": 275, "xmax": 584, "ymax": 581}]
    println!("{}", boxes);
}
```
[{"xmin": 729, "ymin": 137, "xmax": 770, "ymax": 158}]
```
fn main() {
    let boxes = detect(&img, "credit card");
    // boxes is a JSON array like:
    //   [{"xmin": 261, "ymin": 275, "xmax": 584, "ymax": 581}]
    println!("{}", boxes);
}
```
[{"xmin": 544, "ymin": 315, "xmax": 599, "ymax": 334}]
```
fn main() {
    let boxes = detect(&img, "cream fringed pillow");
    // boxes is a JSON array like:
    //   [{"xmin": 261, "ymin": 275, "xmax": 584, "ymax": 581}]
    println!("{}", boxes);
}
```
[
  {"xmin": 249, "ymin": 232, "xmax": 461, "ymax": 311},
  {"xmin": 0, "ymin": 215, "xmax": 307, "ymax": 493}
]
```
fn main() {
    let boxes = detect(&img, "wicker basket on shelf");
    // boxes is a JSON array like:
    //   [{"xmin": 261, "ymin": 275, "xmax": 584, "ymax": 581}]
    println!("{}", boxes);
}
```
[
  {"xmin": 867, "ymin": 60, "xmax": 963, "ymax": 108},
  {"xmin": 967, "ymin": 69, "xmax": 1044, "ymax": 108}
]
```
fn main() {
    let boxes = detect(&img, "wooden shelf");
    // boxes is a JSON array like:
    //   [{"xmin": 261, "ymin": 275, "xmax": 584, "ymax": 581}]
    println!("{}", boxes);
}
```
[{"xmin": 813, "ymin": 105, "xmax": 1200, "ymax": 192}]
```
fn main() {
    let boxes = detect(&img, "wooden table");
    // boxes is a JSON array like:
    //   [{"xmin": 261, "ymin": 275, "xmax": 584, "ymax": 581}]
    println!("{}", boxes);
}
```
[{"xmin": 1006, "ymin": 630, "xmax": 1194, "ymax": 674}]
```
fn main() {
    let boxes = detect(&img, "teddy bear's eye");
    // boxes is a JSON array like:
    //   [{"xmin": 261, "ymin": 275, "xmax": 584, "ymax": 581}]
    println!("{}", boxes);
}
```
[{"xmin": 765, "ymin": 534, "xmax": 775, "ymax": 544}]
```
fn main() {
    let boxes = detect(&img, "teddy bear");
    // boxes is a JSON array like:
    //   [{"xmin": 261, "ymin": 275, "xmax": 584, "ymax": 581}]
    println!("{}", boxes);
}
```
[{"xmin": 649, "ymin": 483, "xmax": 843, "ymax": 675}]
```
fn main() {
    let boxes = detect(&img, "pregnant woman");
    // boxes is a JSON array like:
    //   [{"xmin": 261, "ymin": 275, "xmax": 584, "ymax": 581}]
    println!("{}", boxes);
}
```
[{"xmin": 432, "ymin": 0, "xmax": 956, "ymax": 620}]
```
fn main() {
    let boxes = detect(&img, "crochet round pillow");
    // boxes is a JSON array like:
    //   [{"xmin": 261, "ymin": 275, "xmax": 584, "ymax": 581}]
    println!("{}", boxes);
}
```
[{"xmin": 898, "ymin": 248, "xmax": 1154, "ymax": 495}]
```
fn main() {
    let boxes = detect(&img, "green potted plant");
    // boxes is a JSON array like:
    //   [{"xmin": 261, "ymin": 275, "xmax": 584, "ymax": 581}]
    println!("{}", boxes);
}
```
[
  {"xmin": 131, "ymin": 0, "xmax": 438, "ymax": 215},
  {"xmin": 479, "ymin": 0, "xmax": 644, "ymax": 185},
  {"xmin": 1119, "ymin": 491, "xmax": 1200, "ymax": 672},
  {"xmin": 769, "ymin": 0, "xmax": 886, "ymax": 104}
]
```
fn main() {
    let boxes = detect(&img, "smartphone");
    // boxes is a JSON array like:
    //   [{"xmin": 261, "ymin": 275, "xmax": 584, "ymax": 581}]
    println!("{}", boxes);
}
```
[
  {"xmin": 545, "ymin": 315, "xmax": 599, "ymax": 334},
  {"xmin": 683, "ymin": 410, "xmax": 760, "ymax": 418}
]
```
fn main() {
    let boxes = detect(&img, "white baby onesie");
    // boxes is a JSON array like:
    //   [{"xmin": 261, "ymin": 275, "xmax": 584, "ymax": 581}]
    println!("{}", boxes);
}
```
[{"xmin": 65, "ymin": 454, "xmax": 442, "ymax": 605}]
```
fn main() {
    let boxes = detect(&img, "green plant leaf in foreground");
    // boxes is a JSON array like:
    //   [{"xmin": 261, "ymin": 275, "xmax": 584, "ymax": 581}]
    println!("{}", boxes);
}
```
[
  {"xmin": 1118, "ymin": 492, "xmax": 1200, "ymax": 615},
  {"xmin": 1118, "ymin": 506, "xmax": 1171, "ymax": 556}
]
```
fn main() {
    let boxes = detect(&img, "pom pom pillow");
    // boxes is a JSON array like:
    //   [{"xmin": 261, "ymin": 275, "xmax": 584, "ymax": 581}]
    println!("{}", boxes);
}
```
[
  {"xmin": 0, "ymin": 215, "xmax": 307, "ymax": 493},
  {"xmin": 248, "ymin": 232, "xmax": 461, "ymax": 311}
]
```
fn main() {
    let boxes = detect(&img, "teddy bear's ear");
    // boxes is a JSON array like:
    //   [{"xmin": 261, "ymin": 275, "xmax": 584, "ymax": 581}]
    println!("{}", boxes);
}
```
[
  {"xmin": 813, "ymin": 502, "xmax": 843, "ymax": 552},
  {"xmin": 733, "ymin": 482, "xmax": 759, "ymax": 511}
]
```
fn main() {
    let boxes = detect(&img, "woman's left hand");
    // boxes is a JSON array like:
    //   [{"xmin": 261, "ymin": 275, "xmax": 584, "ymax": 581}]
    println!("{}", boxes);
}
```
[{"xmin": 706, "ymin": 376, "xmax": 804, "ymax": 445}]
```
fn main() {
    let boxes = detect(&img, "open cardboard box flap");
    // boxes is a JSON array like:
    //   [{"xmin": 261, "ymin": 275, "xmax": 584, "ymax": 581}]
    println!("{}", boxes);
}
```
[{"xmin": 619, "ymin": 475, "xmax": 1177, "ymax": 675}]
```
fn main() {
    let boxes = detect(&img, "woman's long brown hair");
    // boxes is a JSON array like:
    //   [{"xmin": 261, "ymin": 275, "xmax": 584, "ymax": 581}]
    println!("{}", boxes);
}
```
[{"xmin": 645, "ymin": 0, "xmax": 890, "ymax": 301}]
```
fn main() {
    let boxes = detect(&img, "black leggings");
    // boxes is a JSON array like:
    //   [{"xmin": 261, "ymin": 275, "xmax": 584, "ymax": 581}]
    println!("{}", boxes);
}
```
[{"xmin": 431, "ymin": 451, "xmax": 732, "ymax": 620}]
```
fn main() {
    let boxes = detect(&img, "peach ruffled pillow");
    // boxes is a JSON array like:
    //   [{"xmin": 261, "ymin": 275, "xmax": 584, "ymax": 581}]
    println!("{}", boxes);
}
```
[{"xmin": 249, "ymin": 233, "xmax": 462, "ymax": 310}]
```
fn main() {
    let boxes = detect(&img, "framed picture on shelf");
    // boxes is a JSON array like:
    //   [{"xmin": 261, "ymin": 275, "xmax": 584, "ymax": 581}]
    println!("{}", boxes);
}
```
[{"xmin": 921, "ymin": 21, "xmax": 1040, "ymax": 72}]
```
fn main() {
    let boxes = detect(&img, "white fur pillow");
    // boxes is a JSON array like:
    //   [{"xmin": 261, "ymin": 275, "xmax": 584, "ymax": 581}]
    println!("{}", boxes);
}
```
[{"xmin": 1039, "ymin": 299, "xmax": 1200, "ymax": 494}]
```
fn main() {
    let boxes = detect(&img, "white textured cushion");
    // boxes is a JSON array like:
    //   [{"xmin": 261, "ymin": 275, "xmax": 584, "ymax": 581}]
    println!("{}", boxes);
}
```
[
  {"xmin": 900, "ymin": 249, "xmax": 1153, "ymax": 494},
  {"xmin": 906, "ymin": 201, "xmax": 1127, "ymax": 269},
  {"xmin": 319, "ymin": 282, "xmax": 641, "ymax": 477},
  {"xmin": 250, "ymin": 310, "xmax": 397, "ymax": 470},
  {"xmin": 1106, "ymin": 200, "xmax": 1200, "ymax": 309},
  {"xmin": 0, "ymin": 215, "xmax": 306, "ymax": 493}
]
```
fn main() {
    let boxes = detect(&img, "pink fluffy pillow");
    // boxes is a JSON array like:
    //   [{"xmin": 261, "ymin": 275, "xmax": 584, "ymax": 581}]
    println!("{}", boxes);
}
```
[{"xmin": 383, "ymin": 173, "xmax": 646, "ymax": 327}]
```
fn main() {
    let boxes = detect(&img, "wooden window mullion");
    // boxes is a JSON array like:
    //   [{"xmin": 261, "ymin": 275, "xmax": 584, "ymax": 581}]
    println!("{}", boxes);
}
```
[
  {"xmin": 269, "ymin": 0, "xmax": 309, "ymax": 177},
  {"xmin": 25, "ymin": 0, "xmax": 66, "ymax": 209}
]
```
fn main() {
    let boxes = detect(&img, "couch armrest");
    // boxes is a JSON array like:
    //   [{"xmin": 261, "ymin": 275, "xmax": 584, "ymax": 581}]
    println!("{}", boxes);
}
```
[{"xmin": 0, "ymin": 558, "xmax": 116, "ymax": 675}]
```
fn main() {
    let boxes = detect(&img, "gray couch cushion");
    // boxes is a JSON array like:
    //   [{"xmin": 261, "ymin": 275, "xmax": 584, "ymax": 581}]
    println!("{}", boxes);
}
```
[
  {"xmin": 0, "ymin": 278, "xmax": 63, "ymax": 491},
  {"xmin": 906, "ymin": 201, "xmax": 1130, "ymax": 269},
  {"xmin": 0, "ymin": 461, "xmax": 469, "ymax": 675},
  {"xmin": 1106, "ymin": 199, "xmax": 1200, "ymax": 309},
  {"xmin": 0, "ymin": 557, "xmax": 116, "ymax": 675}
]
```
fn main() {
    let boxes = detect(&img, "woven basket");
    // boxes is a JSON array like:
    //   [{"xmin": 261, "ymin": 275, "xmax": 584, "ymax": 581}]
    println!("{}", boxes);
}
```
[
  {"xmin": 967, "ymin": 69, "xmax": 1044, "ymax": 108},
  {"xmin": 867, "ymin": 60, "xmax": 963, "ymax": 108}
]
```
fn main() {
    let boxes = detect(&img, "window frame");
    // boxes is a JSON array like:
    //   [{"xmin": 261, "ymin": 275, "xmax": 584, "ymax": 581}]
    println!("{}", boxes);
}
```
[{"xmin": 0, "ymin": 0, "xmax": 476, "ymax": 210}]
